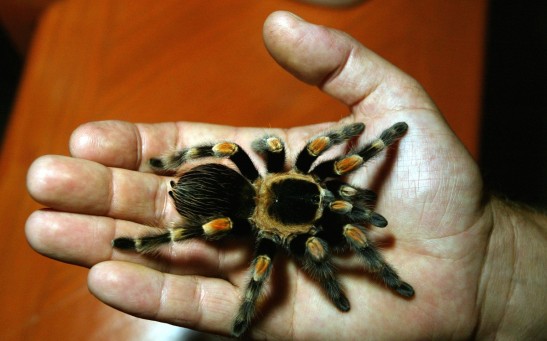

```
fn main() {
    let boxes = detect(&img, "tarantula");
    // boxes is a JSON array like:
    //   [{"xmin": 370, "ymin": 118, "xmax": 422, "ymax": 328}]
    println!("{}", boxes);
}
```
[{"xmin": 112, "ymin": 122, "xmax": 414, "ymax": 337}]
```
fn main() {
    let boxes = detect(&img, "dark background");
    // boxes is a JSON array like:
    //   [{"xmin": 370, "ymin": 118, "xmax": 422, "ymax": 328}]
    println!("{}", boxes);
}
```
[
  {"xmin": 1, "ymin": 0, "xmax": 546, "ymax": 209},
  {"xmin": 479, "ymin": 1, "xmax": 547, "ymax": 209}
]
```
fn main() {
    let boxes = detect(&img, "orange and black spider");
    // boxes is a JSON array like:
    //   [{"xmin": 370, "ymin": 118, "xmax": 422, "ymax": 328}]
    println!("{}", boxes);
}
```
[{"xmin": 113, "ymin": 122, "xmax": 414, "ymax": 337}]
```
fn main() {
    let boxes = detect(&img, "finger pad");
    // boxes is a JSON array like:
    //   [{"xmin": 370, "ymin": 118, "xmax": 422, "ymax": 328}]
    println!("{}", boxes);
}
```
[
  {"xmin": 89, "ymin": 261, "xmax": 163, "ymax": 313},
  {"xmin": 27, "ymin": 155, "xmax": 111, "ymax": 213},
  {"xmin": 263, "ymin": 11, "xmax": 348, "ymax": 85},
  {"xmin": 25, "ymin": 210, "xmax": 112, "ymax": 266},
  {"xmin": 70, "ymin": 120, "xmax": 140, "ymax": 169}
]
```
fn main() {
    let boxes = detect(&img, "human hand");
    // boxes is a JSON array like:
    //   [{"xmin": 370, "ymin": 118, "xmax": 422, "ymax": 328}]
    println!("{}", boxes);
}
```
[{"xmin": 26, "ymin": 11, "xmax": 536, "ymax": 340}]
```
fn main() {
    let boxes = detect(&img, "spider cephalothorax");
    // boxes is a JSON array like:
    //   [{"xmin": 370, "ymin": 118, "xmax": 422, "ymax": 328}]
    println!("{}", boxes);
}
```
[{"xmin": 113, "ymin": 122, "xmax": 414, "ymax": 337}]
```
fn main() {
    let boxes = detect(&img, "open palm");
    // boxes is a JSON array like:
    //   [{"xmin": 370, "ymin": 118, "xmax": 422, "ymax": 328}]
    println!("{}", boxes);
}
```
[{"xmin": 26, "ymin": 11, "xmax": 490, "ymax": 340}]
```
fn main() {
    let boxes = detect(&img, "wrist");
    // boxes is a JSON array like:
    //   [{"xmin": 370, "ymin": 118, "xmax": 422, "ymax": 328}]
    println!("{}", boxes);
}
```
[{"xmin": 475, "ymin": 196, "xmax": 547, "ymax": 339}]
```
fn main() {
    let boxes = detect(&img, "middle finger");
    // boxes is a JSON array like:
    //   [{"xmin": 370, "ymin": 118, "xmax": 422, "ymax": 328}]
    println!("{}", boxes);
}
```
[{"xmin": 27, "ymin": 154, "xmax": 176, "ymax": 226}]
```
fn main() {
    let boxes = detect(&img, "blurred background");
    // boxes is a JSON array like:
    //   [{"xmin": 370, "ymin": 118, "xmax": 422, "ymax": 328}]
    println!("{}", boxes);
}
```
[{"xmin": 0, "ymin": 0, "xmax": 545, "ymax": 340}]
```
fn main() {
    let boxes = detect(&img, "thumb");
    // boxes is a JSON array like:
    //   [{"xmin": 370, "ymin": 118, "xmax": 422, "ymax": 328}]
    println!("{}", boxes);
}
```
[{"xmin": 263, "ymin": 11, "xmax": 436, "ymax": 116}]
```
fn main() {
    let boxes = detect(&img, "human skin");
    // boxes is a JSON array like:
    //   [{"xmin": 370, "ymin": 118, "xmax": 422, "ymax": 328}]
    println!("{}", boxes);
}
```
[{"xmin": 26, "ymin": 11, "xmax": 546, "ymax": 340}]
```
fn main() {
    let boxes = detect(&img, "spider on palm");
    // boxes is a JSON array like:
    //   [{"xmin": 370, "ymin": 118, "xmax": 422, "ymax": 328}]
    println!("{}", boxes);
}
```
[{"xmin": 112, "ymin": 121, "xmax": 414, "ymax": 337}]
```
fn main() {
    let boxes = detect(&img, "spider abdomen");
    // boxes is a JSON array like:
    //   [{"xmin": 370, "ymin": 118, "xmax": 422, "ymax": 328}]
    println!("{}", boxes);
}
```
[{"xmin": 171, "ymin": 163, "xmax": 255, "ymax": 224}]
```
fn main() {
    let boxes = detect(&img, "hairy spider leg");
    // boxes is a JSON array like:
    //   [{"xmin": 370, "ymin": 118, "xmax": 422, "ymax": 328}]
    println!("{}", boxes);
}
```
[
  {"xmin": 150, "ymin": 141, "xmax": 259, "ymax": 181},
  {"xmin": 289, "ymin": 234, "xmax": 350, "ymax": 312},
  {"xmin": 324, "ymin": 180, "xmax": 387, "ymax": 228},
  {"xmin": 324, "ymin": 179, "xmax": 377, "ymax": 204},
  {"xmin": 112, "ymin": 216, "xmax": 252, "ymax": 253},
  {"xmin": 232, "ymin": 238, "xmax": 277, "ymax": 337},
  {"xmin": 252, "ymin": 135, "xmax": 286, "ymax": 173},
  {"xmin": 343, "ymin": 224, "xmax": 414, "ymax": 297},
  {"xmin": 328, "ymin": 197, "xmax": 388, "ymax": 228},
  {"xmin": 295, "ymin": 122, "xmax": 365, "ymax": 173},
  {"xmin": 312, "ymin": 122, "xmax": 408, "ymax": 179},
  {"xmin": 112, "ymin": 232, "xmax": 172, "ymax": 253}
]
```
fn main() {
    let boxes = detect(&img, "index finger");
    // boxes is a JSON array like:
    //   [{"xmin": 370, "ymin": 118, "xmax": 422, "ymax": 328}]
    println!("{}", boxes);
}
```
[{"xmin": 69, "ymin": 120, "xmax": 242, "ymax": 171}]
